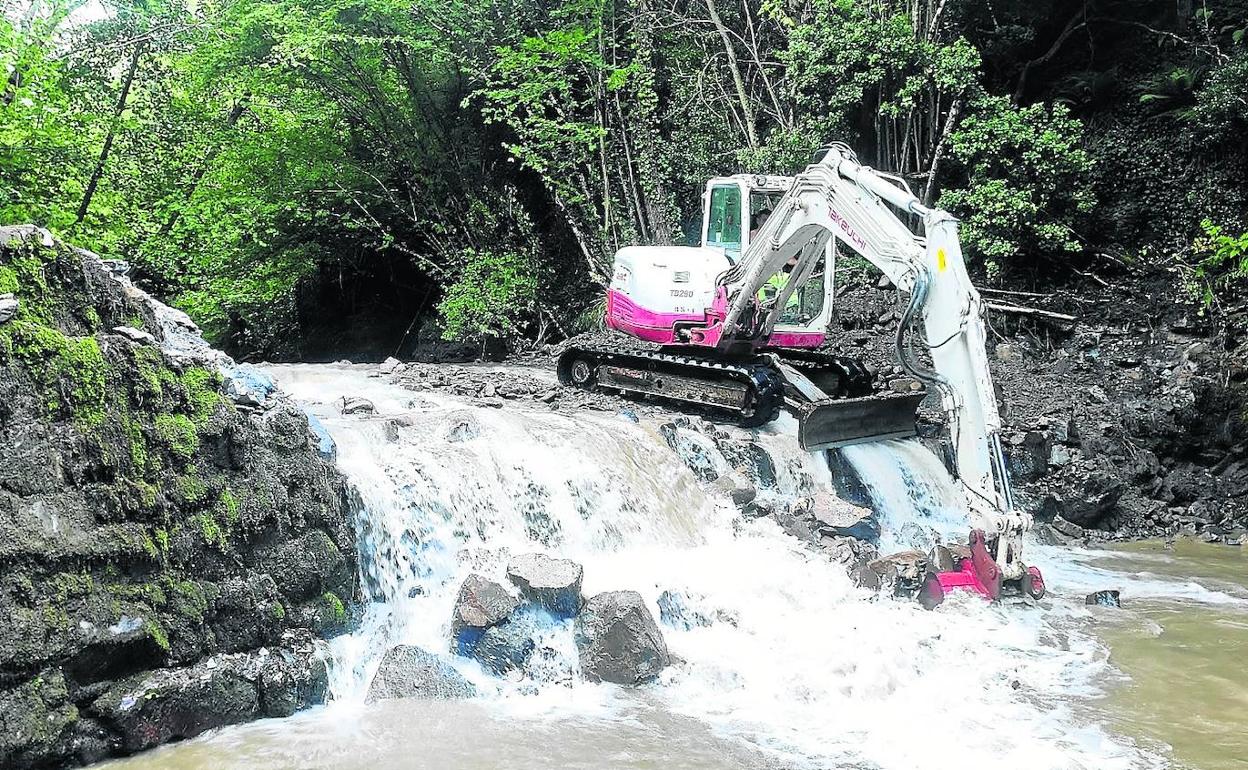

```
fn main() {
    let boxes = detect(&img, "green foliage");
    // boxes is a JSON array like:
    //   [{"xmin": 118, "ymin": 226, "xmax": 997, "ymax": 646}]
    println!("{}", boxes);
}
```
[
  {"xmin": 180, "ymin": 367, "xmax": 223, "ymax": 426},
  {"xmin": 195, "ymin": 512, "xmax": 225, "ymax": 548},
  {"xmin": 437, "ymin": 249, "xmax": 539, "ymax": 343},
  {"xmin": 144, "ymin": 619, "xmax": 171, "ymax": 653},
  {"xmin": 177, "ymin": 473, "xmax": 209, "ymax": 505},
  {"xmin": 1193, "ymin": 218, "xmax": 1248, "ymax": 304},
  {"xmin": 3, "ymin": 0, "xmax": 1248, "ymax": 333},
  {"xmin": 126, "ymin": 418, "xmax": 150, "ymax": 474},
  {"xmin": 218, "ymin": 488, "xmax": 241, "ymax": 526},
  {"xmin": 165, "ymin": 577, "xmax": 209, "ymax": 622},
  {"xmin": 940, "ymin": 97, "xmax": 1094, "ymax": 274},
  {"xmin": 321, "ymin": 591, "xmax": 347, "ymax": 623},
  {"xmin": 1, "ymin": 321, "xmax": 108, "ymax": 424}
]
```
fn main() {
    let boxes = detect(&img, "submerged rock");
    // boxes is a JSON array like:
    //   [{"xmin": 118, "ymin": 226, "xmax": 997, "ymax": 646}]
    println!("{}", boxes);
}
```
[
  {"xmin": 1085, "ymin": 590, "xmax": 1122, "ymax": 607},
  {"xmin": 451, "ymin": 574, "xmax": 520, "ymax": 652},
  {"xmin": 575, "ymin": 591, "xmax": 670, "ymax": 685},
  {"xmin": 821, "ymin": 535, "xmax": 879, "ymax": 572},
  {"xmin": 442, "ymin": 411, "xmax": 481, "ymax": 442},
  {"xmin": 366, "ymin": 645, "xmax": 475, "ymax": 703},
  {"xmin": 809, "ymin": 493, "xmax": 879, "ymax": 542},
  {"xmin": 655, "ymin": 590, "xmax": 736, "ymax": 630},
  {"xmin": 657, "ymin": 590, "xmax": 712, "ymax": 630},
  {"xmin": 860, "ymin": 551, "xmax": 937, "ymax": 599},
  {"xmin": 340, "ymin": 396, "xmax": 376, "ymax": 415},
  {"xmin": 472, "ymin": 610, "xmax": 545, "ymax": 676},
  {"xmin": 506, "ymin": 553, "xmax": 583, "ymax": 618}
]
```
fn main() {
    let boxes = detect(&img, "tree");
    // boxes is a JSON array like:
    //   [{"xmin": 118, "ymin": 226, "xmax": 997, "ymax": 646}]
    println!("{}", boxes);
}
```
[{"xmin": 939, "ymin": 96, "xmax": 1093, "ymax": 276}]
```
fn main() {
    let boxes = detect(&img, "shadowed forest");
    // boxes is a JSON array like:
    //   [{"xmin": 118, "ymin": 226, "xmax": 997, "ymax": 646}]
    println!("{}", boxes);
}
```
[{"xmin": 3, "ymin": 0, "xmax": 1247, "ymax": 357}]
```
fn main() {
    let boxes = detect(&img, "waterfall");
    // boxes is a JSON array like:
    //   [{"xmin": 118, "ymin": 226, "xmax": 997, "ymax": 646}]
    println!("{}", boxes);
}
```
[
  {"xmin": 839, "ymin": 438, "xmax": 971, "ymax": 552},
  {"xmin": 265, "ymin": 363, "xmax": 1160, "ymax": 770}
]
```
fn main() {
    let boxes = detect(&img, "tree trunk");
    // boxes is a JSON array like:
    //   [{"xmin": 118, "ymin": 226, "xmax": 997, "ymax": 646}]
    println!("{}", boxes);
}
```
[
  {"xmin": 75, "ymin": 42, "xmax": 144, "ymax": 224},
  {"xmin": 704, "ymin": 0, "xmax": 758, "ymax": 149},
  {"xmin": 630, "ymin": 0, "xmax": 678, "ymax": 245}
]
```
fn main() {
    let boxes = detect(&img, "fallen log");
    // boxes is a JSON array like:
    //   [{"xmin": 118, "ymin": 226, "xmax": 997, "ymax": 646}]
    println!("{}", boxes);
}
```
[{"xmin": 984, "ymin": 301, "xmax": 1078, "ymax": 325}]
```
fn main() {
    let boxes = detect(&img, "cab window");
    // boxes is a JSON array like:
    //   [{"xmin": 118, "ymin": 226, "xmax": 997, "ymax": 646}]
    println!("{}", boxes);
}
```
[
  {"xmin": 747, "ymin": 190, "xmax": 784, "ymax": 245},
  {"xmin": 706, "ymin": 185, "xmax": 742, "ymax": 261}
]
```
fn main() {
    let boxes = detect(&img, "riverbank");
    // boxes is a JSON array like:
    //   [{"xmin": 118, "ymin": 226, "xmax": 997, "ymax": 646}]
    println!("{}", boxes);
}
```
[{"xmin": 0, "ymin": 229, "xmax": 358, "ymax": 769}]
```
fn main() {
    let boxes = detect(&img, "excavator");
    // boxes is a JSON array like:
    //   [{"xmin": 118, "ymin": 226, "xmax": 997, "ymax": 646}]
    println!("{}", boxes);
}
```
[{"xmin": 557, "ymin": 143, "xmax": 1045, "ymax": 601}]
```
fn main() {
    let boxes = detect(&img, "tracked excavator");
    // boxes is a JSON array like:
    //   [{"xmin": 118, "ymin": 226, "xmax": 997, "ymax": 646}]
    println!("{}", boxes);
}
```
[{"xmin": 557, "ymin": 142, "xmax": 1045, "ymax": 600}]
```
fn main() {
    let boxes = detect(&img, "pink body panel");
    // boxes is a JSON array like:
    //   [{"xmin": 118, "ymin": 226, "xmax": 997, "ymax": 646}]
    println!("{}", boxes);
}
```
[
  {"xmin": 605, "ymin": 289, "xmax": 681, "ymax": 344},
  {"xmin": 606, "ymin": 288, "xmax": 824, "ymax": 350},
  {"xmin": 766, "ymin": 331, "xmax": 827, "ymax": 349}
]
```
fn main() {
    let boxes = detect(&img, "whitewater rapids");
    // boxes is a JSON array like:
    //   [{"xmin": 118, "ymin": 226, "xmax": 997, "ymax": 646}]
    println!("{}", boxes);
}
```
[{"xmin": 101, "ymin": 362, "xmax": 1248, "ymax": 770}]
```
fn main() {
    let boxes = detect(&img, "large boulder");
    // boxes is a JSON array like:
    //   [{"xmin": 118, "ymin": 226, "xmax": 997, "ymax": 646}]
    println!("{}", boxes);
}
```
[
  {"xmin": 506, "ymin": 553, "xmax": 584, "ymax": 618},
  {"xmin": 575, "ymin": 591, "xmax": 670, "ymax": 685},
  {"xmin": 808, "ymin": 493, "xmax": 879, "ymax": 542},
  {"xmin": 472, "ymin": 612, "xmax": 541, "ymax": 676},
  {"xmin": 451, "ymin": 574, "xmax": 519, "ymax": 652},
  {"xmin": 366, "ymin": 645, "xmax": 475, "ymax": 703},
  {"xmin": 91, "ymin": 631, "xmax": 328, "ymax": 752}
]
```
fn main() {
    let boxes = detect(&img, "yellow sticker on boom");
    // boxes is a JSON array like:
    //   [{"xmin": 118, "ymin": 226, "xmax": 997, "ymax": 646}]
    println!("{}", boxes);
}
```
[{"xmin": 936, "ymin": 248, "xmax": 947, "ymax": 272}]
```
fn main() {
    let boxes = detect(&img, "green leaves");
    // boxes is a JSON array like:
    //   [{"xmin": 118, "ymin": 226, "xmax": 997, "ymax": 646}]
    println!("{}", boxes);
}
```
[
  {"xmin": 1193, "ymin": 218, "xmax": 1248, "ymax": 304},
  {"xmin": 940, "ymin": 96, "xmax": 1093, "ymax": 273},
  {"xmin": 437, "ymin": 248, "xmax": 539, "ymax": 343}
]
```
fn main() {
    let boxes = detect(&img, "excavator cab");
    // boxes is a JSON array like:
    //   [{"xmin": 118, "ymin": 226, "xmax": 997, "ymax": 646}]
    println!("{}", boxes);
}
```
[{"xmin": 701, "ymin": 176, "xmax": 836, "ymax": 340}]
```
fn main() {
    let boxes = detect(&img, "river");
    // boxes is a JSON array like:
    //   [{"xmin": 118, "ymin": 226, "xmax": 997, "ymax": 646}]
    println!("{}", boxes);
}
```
[{"xmin": 96, "ymin": 363, "xmax": 1248, "ymax": 770}]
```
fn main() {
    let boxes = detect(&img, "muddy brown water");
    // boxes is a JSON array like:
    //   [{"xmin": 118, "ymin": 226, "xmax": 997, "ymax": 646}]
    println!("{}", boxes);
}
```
[
  {"xmin": 95, "ymin": 696, "xmax": 779, "ymax": 770},
  {"xmin": 1087, "ymin": 541, "xmax": 1248, "ymax": 770}
]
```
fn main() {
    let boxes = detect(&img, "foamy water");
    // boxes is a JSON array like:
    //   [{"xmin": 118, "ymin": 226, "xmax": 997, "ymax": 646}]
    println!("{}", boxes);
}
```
[{"xmin": 97, "ymin": 363, "xmax": 1246, "ymax": 770}]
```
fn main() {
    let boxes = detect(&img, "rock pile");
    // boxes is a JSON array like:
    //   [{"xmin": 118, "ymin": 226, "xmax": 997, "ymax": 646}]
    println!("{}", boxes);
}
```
[{"xmin": 445, "ymin": 553, "xmax": 670, "ymax": 686}]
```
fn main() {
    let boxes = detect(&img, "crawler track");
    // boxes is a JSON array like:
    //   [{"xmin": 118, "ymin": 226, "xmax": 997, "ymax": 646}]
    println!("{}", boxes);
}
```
[{"xmin": 556, "ymin": 344, "xmax": 878, "ymax": 429}]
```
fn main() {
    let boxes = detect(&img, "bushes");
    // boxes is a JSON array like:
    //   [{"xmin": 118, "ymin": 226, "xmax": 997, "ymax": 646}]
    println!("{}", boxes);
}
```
[
  {"xmin": 437, "ymin": 249, "xmax": 539, "ymax": 346},
  {"xmin": 1192, "ymin": 218, "xmax": 1248, "ymax": 305},
  {"xmin": 939, "ymin": 97, "xmax": 1094, "ymax": 277}
]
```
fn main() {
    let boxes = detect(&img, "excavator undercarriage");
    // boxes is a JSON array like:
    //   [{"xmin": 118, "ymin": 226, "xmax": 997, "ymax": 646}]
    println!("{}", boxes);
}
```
[{"xmin": 556, "ymin": 344, "xmax": 927, "ymax": 450}]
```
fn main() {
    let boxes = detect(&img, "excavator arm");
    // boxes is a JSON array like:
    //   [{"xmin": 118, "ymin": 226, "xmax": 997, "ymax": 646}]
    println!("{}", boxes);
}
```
[{"xmin": 718, "ymin": 144, "xmax": 1032, "ymax": 583}]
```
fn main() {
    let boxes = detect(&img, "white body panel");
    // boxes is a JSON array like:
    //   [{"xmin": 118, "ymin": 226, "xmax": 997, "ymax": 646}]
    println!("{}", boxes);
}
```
[{"xmin": 611, "ymin": 245, "xmax": 730, "ymax": 317}]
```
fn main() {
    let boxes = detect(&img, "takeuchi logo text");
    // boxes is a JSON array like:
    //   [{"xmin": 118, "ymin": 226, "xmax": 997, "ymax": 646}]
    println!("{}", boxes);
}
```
[{"xmin": 828, "ymin": 208, "xmax": 868, "ymax": 252}]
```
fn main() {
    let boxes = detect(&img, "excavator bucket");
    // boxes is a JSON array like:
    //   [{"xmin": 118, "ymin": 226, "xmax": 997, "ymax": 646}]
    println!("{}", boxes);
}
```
[{"xmin": 794, "ymin": 390, "xmax": 927, "ymax": 451}]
